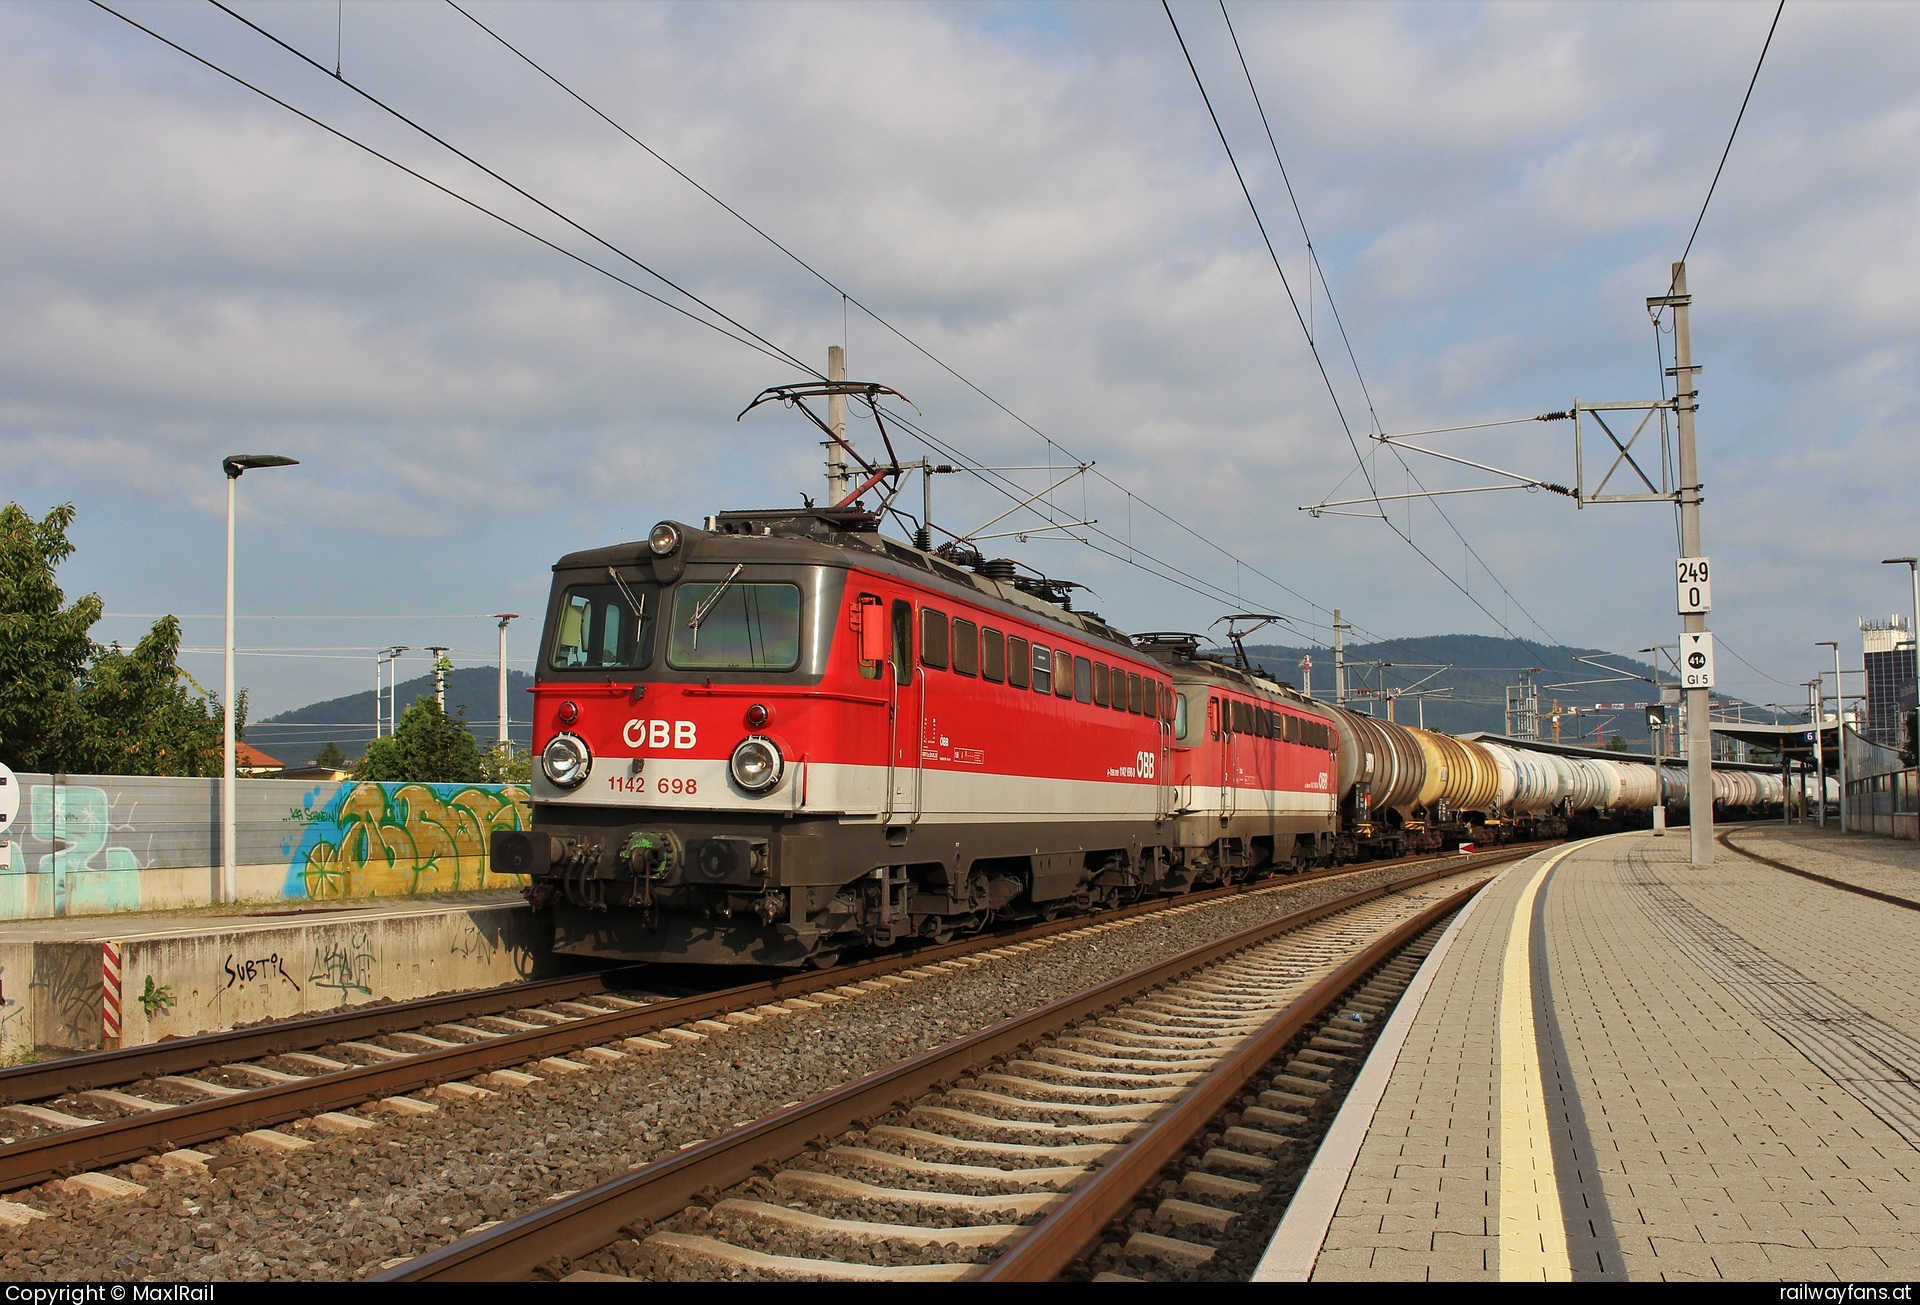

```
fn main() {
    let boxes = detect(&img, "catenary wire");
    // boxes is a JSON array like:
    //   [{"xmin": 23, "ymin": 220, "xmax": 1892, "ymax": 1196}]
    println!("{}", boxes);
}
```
[
  {"xmin": 1169, "ymin": 1, "xmax": 1559, "ymax": 657},
  {"xmin": 449, "ymin": 0, "xmax": 1375, "ymax": 645},
  {"xmin": 86, "ymin": 1, "xmax": 807, "ymax": 374},
  {"xmin": 207, "ymin": 0, "xmax": 815, "ymax": 377},
  {"xmin": 1217, "ymin": 0, "xmax": 1559, "ymax": 649}
]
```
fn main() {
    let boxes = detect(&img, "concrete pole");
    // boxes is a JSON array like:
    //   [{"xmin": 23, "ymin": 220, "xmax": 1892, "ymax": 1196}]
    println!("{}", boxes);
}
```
[
  {"xmin": 1829, "ymin": 641, "xmax": 1848, "ymax": 832},
  {"xmin": 427, "ymin": 647, "xmax": 450, "ymax": 710},
  {"xmin": 826, "ymin": 346, "xmax": 851, "ymax": 506},
  {"xmin": 493, "ymin": 615, "xmax": 518, "ymax": 747},
  {"xmin": 223, "ymin": 473, "xmax": 237, "ymax": 905},
  {"xmin": 1811, "ymin": 676, "xmax": 1826, "ymax": 827},
  {"xmin": 373, "ymin": 652, "xmax": 382, "ymax": 742},
  {"xmin": 1332, "ymin": 609, "xmax": 1348, "ymax": 708},
  {"xmin": 1667, "ymin": 263, "xmax": 1714, "ymax": 866}
]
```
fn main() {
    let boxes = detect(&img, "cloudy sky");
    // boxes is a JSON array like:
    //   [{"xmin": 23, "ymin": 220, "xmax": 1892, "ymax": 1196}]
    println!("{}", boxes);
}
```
[{"xmin": 4, "ymin": 0, "xmax": 1915, "ymax": 727}]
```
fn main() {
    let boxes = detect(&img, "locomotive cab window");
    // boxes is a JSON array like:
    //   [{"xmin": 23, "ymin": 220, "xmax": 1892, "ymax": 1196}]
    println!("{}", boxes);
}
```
[
  {"xmin": 550, "ymin": 579, "xmax": 658, "ymax": 670},
  {"xmin": 1174, "ymin": 690, "xmax": 1189, "ymax": 742},
  {"xmin": 952, "ymin": 618, "xmax": 979, "ymax": 677},
  {"xmin": 667, "ymin": 581, "xmax": 800, "ymax": 670},
  {"xmin": 891, "ymin": 599, "xmax": 913, "ymax": 685},
  {"xmin": 1009, "ymin": 636, "xmax": 1031, "ymax": 689}
]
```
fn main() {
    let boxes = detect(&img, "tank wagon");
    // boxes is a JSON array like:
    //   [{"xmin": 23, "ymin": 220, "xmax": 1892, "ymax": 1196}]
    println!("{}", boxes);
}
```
[{"xmin": 493, "ymin": 507, "xmax": 1786, "ymax": 969}]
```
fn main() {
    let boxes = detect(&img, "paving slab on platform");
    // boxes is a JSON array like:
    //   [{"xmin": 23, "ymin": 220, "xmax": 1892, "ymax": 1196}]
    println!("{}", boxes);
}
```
[{"xmin": 1266, "ymin": 831, "xmax": 1920, "ymax": 1283}]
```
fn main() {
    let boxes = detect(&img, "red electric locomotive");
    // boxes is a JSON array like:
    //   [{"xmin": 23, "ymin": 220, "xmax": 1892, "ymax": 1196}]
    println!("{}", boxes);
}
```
[{"xmin": 493, "ymin": 502, "xmax": 1360, "ymax": 969}]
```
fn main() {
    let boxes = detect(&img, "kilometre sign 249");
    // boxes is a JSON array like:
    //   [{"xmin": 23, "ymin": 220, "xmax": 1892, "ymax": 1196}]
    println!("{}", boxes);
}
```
[{"xmin": 1676, "ymin": 556, "xmax": 1711, "ymax": 615}]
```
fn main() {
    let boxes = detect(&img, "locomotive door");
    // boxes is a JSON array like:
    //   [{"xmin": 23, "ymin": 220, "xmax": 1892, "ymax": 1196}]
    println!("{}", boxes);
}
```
[
  {"xmin": 883, "ymin": 598, "xmax": 923, "ymax": 824},
  {"xmin": 1217, "ymin": 697, "xmax": 1238, "ymax": 820}
]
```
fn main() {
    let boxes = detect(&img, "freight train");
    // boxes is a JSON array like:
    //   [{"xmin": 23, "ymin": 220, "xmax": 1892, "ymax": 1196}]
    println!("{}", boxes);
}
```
[{"xmin": 492, "ymin": 507, "xmax": 1786, "ymax": 968}]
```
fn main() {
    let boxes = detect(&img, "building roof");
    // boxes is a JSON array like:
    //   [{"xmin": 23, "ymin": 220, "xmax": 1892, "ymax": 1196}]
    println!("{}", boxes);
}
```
[{"xmin": 235, "ymin": 741, "xmax": 283, "ymax": 769}]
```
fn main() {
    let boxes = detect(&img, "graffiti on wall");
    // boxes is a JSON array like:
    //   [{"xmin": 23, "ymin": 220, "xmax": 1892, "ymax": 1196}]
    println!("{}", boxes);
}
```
[
  {"xmin": 285, "ymin": 782, "xmax": 530, "ymax": 901},
  {"xmin": 29, "ymin": 786, "xmax": 142, "ymax": 917}
]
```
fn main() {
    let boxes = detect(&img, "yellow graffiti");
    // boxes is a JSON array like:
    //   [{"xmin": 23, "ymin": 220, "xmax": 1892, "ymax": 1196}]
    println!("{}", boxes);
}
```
[{"xmin": 302, "ymin": 784, "xmax": 530, "ymax": 900}]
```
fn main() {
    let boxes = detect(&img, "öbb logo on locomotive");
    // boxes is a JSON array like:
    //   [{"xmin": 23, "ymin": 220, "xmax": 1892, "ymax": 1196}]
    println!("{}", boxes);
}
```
[{"xmin": 492, "ymin": 508, "xmax": 1785, "ymax": 970}]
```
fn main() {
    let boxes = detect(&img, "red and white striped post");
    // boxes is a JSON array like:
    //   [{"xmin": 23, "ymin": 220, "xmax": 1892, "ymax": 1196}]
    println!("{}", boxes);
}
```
[{"xmin": 101, "ymin": 940, "xmax": 123, "ymax": 1048}]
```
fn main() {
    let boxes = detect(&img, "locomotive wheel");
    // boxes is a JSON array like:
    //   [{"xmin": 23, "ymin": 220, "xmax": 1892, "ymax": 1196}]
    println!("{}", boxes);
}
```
[{"xmin": 805, "ymin": 950, "xmax": 842, "ymax": 970}]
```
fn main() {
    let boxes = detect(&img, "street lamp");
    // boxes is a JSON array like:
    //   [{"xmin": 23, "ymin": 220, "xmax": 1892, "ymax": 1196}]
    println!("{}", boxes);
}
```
[
  {"xmin": 1818, "ymin": 640, "xmax": 1846, "ymax": 834},
  {"xmin": 1884, "ymin": 558, "xmax": 1919, "ymax": 758},
  {"xmin": 223, "ymin": 453, "xmax": 298, "ymax": 905}
]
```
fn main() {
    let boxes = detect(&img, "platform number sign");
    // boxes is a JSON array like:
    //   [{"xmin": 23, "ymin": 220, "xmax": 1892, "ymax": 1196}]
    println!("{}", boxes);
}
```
[
  {"xmin": 1676, "ymin": 556, "xmax": 1712, "ymax": 614},
  {"xmin": 1680, "ymin": 631, "xmax": 1716, "ymax": 690}
]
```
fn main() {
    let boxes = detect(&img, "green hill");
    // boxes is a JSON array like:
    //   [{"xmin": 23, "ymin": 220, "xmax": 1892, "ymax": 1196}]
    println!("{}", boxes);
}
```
[{"xmin": 1232, "ymin": 634, "xmax": 1670, "ymax": 746}]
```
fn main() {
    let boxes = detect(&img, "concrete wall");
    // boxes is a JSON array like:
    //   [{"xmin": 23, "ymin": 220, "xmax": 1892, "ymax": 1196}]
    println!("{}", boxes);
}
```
[
  {"xmin": 0, "ymin": 770, "xmax": 531, "ymax": 920},
  {"xmin": 1, "ymin": 899, "xmax": 552, "ymax": 1054}
]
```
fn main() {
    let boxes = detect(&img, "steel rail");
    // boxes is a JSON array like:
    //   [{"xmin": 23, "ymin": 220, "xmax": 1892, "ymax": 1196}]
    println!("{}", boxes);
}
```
[
  {"xmin": 0, "ymin": 965, "xmax": 650, "ymax": 1106},
  {"xmin": 0, "ymin": 845, "xmax": 1536, "ymax": 1194},
  {"xmin": 978, "ymin": 881, "xmax": 1480, "ymax": 1280},
  {"xmin": 0, "ymin": 836, "xmax": 1536, "ymax": 1113},
  {"xmin": 372, "ymin": 857, "xmax": 1511, "ymax": 1281},
  {"xmin": 0, "ymin": 842, "xmax": 1537, "ymax": 1109}
]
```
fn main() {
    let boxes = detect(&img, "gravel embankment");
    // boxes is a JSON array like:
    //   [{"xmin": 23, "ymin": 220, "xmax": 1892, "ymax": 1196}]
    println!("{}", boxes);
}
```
[{"xmin": 6, "ymin": 861, "xmax": 1478, "ymax": 1281}]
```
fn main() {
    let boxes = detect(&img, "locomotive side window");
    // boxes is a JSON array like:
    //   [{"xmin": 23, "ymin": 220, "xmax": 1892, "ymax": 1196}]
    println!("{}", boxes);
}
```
[
  {"xmin": 1074, "ymin": 656, "xmax": 1093, "ymax": 704},
  {"xmin": 952, "ymin": 618, "xmax": 979, "ymax": 677},
  {"xmin": 1009, "ymin": 636, "xmax": 1031, "ymax": 689},
  {"xmin": 1174, "ymin": 690, "xmax": 1190, "ymax": 742},
  {"xmin": 666, "ymin": 582, "xmax": 798, "ymax": 670},
  {"xmin": 1112, "ymin": 673, "xmax": 1128, "ymax": 711},
  {"xmin": 891, "ymin": 599, "xmax": 913, "ymax": 686},
  {"xmin": 1092, "ymin": 662, "xmax": 1109, "ymax": 707},
  {"xmin": 1031, "ymin": 644, "xmax": 1052, "ymax": 694},
  {"xmin": 1232, "ymin": 700, "xmax": 1251, "ymax": 734},
  {"xmin": 1152, "ymin": 682, "xmax": 1165, "ymax": 719},
  {"xmin": 550, "ymin": 580, "xmax": 657, "ymax": 670},
  {"xmin": 1128, "ymin": 673, "xmax": 1142, "ymax": 714},
  {"xmin": 981, "ymin": 628, "xmax": 1005, "ymax": 683},
  {"xmin": 920, "ymin": 608, "xmax": 949, "ymax": 670},
  {"xmin": 1211, "ymin": 696, "xmax": 1223, "ymax": 739},
  {"xmin": 1054, "ymin": 648, "xmax": 1075, "ymax": 698}
]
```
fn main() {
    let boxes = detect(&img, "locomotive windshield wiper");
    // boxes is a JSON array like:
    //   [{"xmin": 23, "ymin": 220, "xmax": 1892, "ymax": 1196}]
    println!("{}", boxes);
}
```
[
  {"xmin": 607, "ymin": 567, "xmax": 647, "ymax": 623},
  {"xmin": 686, "ymin": 563, "xmax": 744, "ymax": 651}
]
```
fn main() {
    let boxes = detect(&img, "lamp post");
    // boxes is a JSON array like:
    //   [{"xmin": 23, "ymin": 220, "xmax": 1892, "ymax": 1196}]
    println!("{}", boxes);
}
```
[
  {"xmin": 1884, "ymin": 558, "xmax": 1919, "ymax": 759},
  {"xmin": 223, "ymin": 453, "xmax": 298, "ymax": 905},
  {"xmin": 1818, "ymin": 640, "xmax": 1846, "ymax": 834},
  {"xmin": 492, "ymin": 615, "xmax": 519, "ymax": 749}
]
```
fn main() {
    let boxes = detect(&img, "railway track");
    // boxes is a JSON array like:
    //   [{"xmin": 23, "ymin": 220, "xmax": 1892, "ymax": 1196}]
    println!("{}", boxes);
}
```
[
  {"xmin": 371, "ymin": 855, "xmax": 1514, "ymax": 1282},
  {"xmin": 0, "ymin": 844, "xmax": 1538, "ymax": 1198}
]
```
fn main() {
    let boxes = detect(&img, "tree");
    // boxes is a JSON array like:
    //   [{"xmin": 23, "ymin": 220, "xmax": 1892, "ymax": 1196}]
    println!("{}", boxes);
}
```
[
  {"xmin": 356, "ymin": 697, "xmax": 482, "ymax": 783},
  {"xmin": 1903, "ymin": 709, "xmax": 1917, "ymax": 769},
  {"xmin": 478, "ymin": 743, "xmax": 530, "ymax": 784},
  {"xmin": 0, "ymin": 502, "xmax": 239, "ymax": 776},
  {"xmin": 1603, "ymin": 734, "xmax": 1631, "ymax": 753},
  {"xmin": 312, "ymin": 741, "xmax": 347, "ymax": 768},
  {"xmin": 74, "ymin": 616, "xmax": 241, "ymax": 776}
]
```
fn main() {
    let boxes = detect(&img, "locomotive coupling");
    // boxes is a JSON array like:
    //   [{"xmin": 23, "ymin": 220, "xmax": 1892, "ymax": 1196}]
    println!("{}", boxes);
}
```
[{"xmin": 621, "ymin": 830, "xmax": 684, "ymax": 882}]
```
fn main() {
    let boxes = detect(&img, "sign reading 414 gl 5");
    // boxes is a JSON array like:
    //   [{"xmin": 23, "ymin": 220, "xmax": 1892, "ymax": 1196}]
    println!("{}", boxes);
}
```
[
  {"xmin": 1676, "ymin": 556, "xmax": 1712, "ymax": 614},
  {"xmin": 1680, "ymin": 631, "xmax": 1716, "ymax": 690}
]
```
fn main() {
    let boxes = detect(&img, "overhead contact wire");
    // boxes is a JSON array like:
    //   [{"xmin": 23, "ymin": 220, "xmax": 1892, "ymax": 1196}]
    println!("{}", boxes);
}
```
[{"xmin": 85, "ymin": 2, "xmax": 807, "ymax": 374}]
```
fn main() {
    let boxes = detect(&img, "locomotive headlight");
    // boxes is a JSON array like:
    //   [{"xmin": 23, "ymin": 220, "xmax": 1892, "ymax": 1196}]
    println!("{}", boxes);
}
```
[
  {"xmin": 648, "ymin": 521, "xmax": 682, "ymax": 557},
  {"xmin": 542, "ymin": 733, "xmax": 592, "ymax": 788},
  {"xmin": 729, "ymin": 736, "xmax": 784, "ymax": 792}
]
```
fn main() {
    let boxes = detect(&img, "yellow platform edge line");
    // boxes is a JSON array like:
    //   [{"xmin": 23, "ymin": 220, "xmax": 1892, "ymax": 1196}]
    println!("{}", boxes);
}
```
[{"xmin": 1497, "ymin": 840, "xmax": 1587, "ymax": 1282}]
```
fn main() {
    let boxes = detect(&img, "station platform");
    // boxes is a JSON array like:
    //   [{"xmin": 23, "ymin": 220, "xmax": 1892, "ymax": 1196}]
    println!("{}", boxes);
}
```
[
  {"xmin": 0, "ymin": 890, "xmax": 551, "ymax": 1056},
  {"xmin": 1258, "ymin": 826, "xmax": 1920, "ymax": 1282}
]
